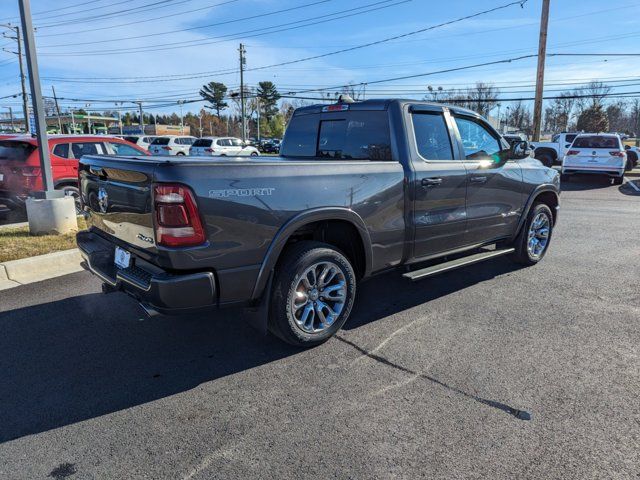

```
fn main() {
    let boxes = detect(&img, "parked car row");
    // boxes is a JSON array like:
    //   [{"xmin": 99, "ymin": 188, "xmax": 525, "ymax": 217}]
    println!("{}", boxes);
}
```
[{"xmin": 118, "ymin": 135, "xmax": 261, "ymax": 157}]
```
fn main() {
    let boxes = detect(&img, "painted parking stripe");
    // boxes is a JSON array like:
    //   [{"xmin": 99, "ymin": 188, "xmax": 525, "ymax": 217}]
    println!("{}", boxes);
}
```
[{"xmin": 626, "ymin": 179, "xmax": 640, "ymax": 192}]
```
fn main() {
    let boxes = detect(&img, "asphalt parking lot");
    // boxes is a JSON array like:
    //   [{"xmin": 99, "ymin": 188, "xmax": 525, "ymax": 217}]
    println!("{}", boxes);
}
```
[{"xmin": 1, "ymin": 176, "xmax": 639, "ymax": 479}]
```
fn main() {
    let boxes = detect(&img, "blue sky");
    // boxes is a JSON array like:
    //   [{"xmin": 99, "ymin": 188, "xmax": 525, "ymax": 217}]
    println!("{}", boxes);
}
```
[{"xmin": 0, "ymin": 0, "xmax": 639, "ymax": 117}]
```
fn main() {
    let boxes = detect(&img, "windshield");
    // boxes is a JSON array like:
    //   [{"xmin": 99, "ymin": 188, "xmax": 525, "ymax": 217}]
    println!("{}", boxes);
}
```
[
  {"xmin": 151, "ymin": 137, "xmax": 170, "ymax": 145},
  {"xmin": 192, "ymin": 139, "xmax": 212, "ymax": 147},
  {"xmin": 572, "ymin": 136, "xmax": 620, "ymax": 149},
  {"xmin": 0, "ymin": 141, "xmax": 36, "ymax": 162}
]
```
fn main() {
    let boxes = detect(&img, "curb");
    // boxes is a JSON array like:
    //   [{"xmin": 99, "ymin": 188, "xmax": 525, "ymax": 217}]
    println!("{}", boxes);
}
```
[
  {"xmin": 0, "ymin": 221, "xmax": 28, "ymax": 230},
  {"xmin": 0, "ymin": 249, "xmax": 84, "ymax": 291}
]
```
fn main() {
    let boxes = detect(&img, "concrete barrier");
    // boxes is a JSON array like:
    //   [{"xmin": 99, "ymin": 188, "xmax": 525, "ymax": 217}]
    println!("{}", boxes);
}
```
[{"xmin": 0, "ymin": 249, "xmax": 83, "ymax": 288}]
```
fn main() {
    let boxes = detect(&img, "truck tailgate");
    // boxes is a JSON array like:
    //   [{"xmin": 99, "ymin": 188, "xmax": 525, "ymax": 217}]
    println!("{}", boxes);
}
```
[{"xmin": 79, "ymin": 155, "xmax": 157, "ymax": 251}]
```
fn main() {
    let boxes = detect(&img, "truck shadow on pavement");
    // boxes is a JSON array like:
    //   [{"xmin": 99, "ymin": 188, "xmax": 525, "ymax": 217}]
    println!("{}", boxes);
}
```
[
  {"xmin": 560, "ymin": 176, "xmax": 618, "ymax": 191},
  {"xmin": 0, "ymin": 258, "xmax": 522, "ymax": 443}
]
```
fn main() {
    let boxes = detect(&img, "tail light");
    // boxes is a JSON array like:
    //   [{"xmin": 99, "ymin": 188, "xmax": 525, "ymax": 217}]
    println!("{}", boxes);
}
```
[
  {"xmin": 204, "ymin": 148, "xmax": 213, "ymax": 152},
  {"xmin": 566, "ymin": 150, "xmax": 579, "ymax": 156},
  {"xmin": 162, "ymin": 146, "xmax": 172, "ymax": 150},
  {"xmin": 609, "ymin": 151, "xmax": 624, "ymax": 157},
  {"xmin": 153, "ymin": 184, "xmax": 205, "ymax": 247}
]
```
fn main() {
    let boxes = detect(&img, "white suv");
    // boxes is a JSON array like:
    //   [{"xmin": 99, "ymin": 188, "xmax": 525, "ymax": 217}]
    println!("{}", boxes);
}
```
[
  {"xmin": 122, "ymin": 135, "xmax": 157, "ymax": 151},
  {"xmin": 561, "ymin": 134, "xmax": 627, "ymax": 185},
  {"xmin": 189, "ymin": 137, "xmax": 259, "ymax": 157},
  {"xmin": 149, "ymin": 136, "xmax": 196, "ymax": 156}
]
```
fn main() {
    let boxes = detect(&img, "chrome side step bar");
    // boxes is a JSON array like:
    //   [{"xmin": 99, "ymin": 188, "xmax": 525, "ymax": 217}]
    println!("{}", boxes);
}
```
[{"xmin": 403, "ymin": 247, "xmax": 515, "ymax": 281}]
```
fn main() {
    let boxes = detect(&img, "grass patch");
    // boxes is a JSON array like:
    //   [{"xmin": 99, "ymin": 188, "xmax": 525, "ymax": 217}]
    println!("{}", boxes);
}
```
[{"xmin": 0, "ymin": 217, "xmax": 86, "ymax": 263}]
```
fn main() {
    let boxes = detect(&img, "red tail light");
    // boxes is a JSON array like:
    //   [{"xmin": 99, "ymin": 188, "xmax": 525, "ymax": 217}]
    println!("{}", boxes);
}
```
[
  {"xmin": 609, "ymin": 151, "xmax": 624, "ymax": 157},
  {"xmin": 153, "ymin": 184, "xmax": 205, "ymax": 247},
  {"xmin": 162, "ymin": 146, "xmax": 172, "ymax": 150},
  {"xmin": 566, "ymin": 150, "xmax": 579, "ymax": 156}
]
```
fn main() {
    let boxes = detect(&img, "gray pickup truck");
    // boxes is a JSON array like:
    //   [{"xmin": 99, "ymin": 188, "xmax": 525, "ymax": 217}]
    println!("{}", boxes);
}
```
[{"xmin": 77, "ymin": 98, "xmax": 560, "ymax": 346}]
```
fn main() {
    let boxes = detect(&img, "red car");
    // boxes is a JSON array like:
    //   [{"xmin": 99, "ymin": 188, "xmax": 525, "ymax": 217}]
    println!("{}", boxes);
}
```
[{"xmin": 0, "ymin": 135, "xmax": 148, "ymax": 213}]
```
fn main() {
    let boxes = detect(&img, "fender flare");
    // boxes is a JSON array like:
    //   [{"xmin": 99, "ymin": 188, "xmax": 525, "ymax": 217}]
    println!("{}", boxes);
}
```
[
  {"xmin": 512, "ymin": 185, "xmax": 559, "ymax": 239},
  {"xmin": 250, "ymin": 207, "xmax": 373, "ymax": 301}
]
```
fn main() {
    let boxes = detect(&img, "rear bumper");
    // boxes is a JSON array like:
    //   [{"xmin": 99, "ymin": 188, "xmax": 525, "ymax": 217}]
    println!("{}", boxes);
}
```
[
  {"xmin": 77, "ymin": 230, "xmax": 217, "ymax": 314},
  {"xmin": 561, "ymin": 165, "xmax": 624, "ymax": 177}
]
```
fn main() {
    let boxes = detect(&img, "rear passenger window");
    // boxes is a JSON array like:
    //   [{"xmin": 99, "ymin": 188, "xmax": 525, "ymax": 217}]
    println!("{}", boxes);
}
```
[
  {"xmin": 71, "ymin": 142, "xmax": 102, "ymax": 158},
  {"xmin": 52, "ymin": 143, "xmax": 70, "ymax": 158},
  {"xmin": 411, "ymin": 113, "xmax": 453, "ymax": 160}
]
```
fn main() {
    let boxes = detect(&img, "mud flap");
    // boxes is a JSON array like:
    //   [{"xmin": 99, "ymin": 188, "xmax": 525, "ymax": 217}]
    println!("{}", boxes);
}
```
[{"xmin": 243, "ymin": 271, "xmax": 273, "ymax": 335}]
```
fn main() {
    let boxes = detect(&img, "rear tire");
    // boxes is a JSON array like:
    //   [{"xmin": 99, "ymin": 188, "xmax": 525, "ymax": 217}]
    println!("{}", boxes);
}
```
[
  {"xmin": 535, "ymin": 153, "xmax": 554, "ymax": 168},
  {"xmin": 510, "ymin": 203, "xmax": 553, "ymax": 265},
  {"xmin": 176, "ymin": 152, "xmax": 185, "ymax": 156},
  {"xmin": 269, "ymin": 241, "xmax": 356, "ymax": 347}
]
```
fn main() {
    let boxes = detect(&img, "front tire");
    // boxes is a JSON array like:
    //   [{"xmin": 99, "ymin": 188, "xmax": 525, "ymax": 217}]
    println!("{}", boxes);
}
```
[
  {"xmin": 511, "ymin": 203, "xmax": 553, "ymax": 265},
  {"xmin": 269, "ymin": 241, "xmax": 356, "ymax": 347}
]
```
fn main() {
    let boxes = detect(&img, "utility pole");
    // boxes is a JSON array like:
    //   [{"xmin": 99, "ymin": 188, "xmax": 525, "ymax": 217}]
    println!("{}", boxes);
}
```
[
  {"xmin": 256, "ymin": 97, "xmax": 260, "ymax": 142},
  {"xmin": 1, "ymin": 24, "xmax": 30, "ymax": 132},
  {"xmin": 198, "ymin": 110, "xmax": 203, "ymax": 137},
  {"xmin": 239, "ymin": 43, "xmax": 247, "ymax": 142},
  {"xmin": 51, "ymin": 85, "xmax": 62, "ymax": 133},
  {"xmin": 532, "ymin": 0, "xmax": 550, "ymax": 142},
  {"xmin": 4, "ymin": 106, "xmax": 14, "ymax": 130}
]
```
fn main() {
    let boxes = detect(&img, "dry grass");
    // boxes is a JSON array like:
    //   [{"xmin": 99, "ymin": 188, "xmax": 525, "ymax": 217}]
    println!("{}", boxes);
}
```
[{"xmin": 0, "ymin": 217, "xmax": 87, "ymax": 263}]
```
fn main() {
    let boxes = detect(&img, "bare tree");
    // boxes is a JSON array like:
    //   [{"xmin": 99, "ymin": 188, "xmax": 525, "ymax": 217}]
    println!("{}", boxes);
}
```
[{"xmin": 465, "ymin": 82, "xmax": 500, "ymax": 117}]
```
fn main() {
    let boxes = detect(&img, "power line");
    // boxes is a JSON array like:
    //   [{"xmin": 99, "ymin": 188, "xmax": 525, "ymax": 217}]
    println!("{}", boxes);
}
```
[
  {"xmin": 36, "ymin": 0, "xmax": 242, "ymax": 38},
  {"xmin": 36, "ymin": 0, "xmax": 189, "ymax": 29},
  {"xmin": 38, "ymin": 0, "xmax": 411, "ymax": 55},
  {"xmin": 40, "ymin": 0, "xmax": 335, "ymax": 48}
]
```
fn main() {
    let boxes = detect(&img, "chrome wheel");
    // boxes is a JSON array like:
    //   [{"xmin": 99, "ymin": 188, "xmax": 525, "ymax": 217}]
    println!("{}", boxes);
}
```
[
  {"xmin": 527, "ymin": 212, "xmax": 550, "ymax": 259},
  {"xmin": 290, "ymin": 261, "xmax": 347, "ymax": 334}
]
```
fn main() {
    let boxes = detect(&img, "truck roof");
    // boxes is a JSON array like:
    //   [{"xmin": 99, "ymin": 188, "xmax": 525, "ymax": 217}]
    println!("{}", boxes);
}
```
[{"xmin": 293, "ymin": 98, "xmax": 480, "ymax": 118}]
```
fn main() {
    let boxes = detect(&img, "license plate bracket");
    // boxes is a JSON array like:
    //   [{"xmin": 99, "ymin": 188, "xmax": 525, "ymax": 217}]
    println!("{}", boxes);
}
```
[{"xmin": 114, "ymin": 246, "xmax": 131, "ymax": 269}]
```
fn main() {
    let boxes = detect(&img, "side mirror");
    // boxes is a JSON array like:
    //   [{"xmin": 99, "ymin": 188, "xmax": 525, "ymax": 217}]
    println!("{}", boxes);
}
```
[
  {"xmin": 624, "ymin": 145, "xmax": 630, "ymax": 150},
  {"xmin": 511, "ymin": 140, "xmax": 532, "ymax": 159}
]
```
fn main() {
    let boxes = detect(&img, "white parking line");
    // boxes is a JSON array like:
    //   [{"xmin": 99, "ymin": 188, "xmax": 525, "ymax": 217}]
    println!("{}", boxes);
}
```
[{"xmin": 626, "ymin": 178, "xmax": 640, "ymax": 192}]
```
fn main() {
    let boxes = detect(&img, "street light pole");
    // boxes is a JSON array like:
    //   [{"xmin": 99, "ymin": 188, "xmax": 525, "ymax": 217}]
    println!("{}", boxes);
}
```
[
  {"xmin": 18, "ymin": 0, "xmax": 53, "ymax": 192},
  {"xmin": 178, "ymin": 100, "xmax": 184, "ymax": 134},
  {"xmin": 18, "ymin": 0, "xmax": 76, "ymax": 235}
]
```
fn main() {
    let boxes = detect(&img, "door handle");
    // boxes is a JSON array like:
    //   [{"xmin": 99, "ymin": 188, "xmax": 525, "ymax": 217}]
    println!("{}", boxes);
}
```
[
  {"xmin": 421, "ymin": 177, "xmax": 442, "ymax": 187},
  {"xmin": 469, "ymin": 175, "xmax": 488, "ymax": 184}
]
